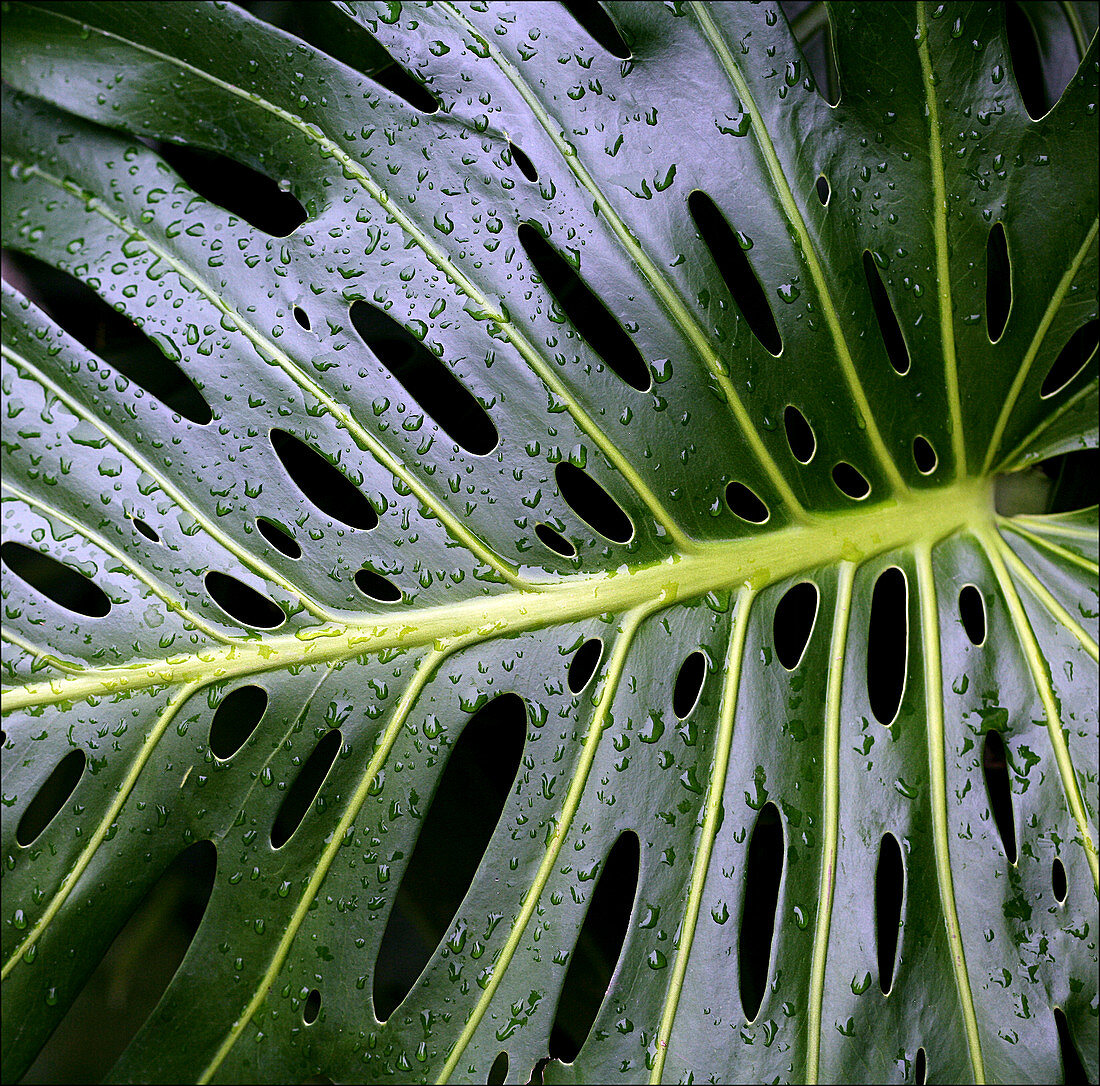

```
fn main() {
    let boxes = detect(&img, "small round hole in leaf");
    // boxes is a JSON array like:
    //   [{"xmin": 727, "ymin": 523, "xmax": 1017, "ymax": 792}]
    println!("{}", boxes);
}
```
[
  {"xmin": 205, "ymin": 571, "xmax": 285, "ymax": 629},
  {"xmin": 293, "ymin": 306, "xmax": 311, "ymax": 331},
  {"xmin": 354, "ymin": 567, "xmax": 402, "ymax": 603},
  {"xmin": 783, "ymin": 405, "xmax": 816, "ymax": 463},
  {"xmin": 256, "ymin": 517, "xmax": 302, "ymax": 559},
  {"xmin": 567, "ymin": 638, "xmax": 603, "ymax": 694},
  {"xmin": 725, "ymin": 482, "xmax": 770, "ymax": 524},
  {"xmin": 912, "ymin": 435, "xmax": 937, "ymax": 474},
  {"xmin": 672, "ymin": 650, "xmax": 707, "ymax": 718},
  {"xmin": 815, "ymin": 175, "xmax": 830, "ymax": 205},
  {"xmin": 535, "ymin": 522, "xmax": 577, "ymax": 558},
  {"xmin": 832, "ymin": 462, "xmax": 871, "ymax": 500}
]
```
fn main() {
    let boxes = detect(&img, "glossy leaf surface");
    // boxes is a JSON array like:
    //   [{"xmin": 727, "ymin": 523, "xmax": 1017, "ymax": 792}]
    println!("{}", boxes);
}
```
[{"xmin": 1, "ymin": 2, "xmax": 1097, "ymax": 1083}]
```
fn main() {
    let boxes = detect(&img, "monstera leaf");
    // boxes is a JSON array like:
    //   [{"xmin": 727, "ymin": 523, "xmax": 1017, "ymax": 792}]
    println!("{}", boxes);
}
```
[{"xmin": 1, "ymin": 1, "xmax": 1097, "ymax": 1082}]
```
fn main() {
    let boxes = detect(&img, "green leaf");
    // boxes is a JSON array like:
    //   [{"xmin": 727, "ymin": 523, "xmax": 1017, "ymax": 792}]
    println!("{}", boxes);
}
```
[{"xmin": 1, "ymin": 2, "xmax": 1096, "ymax": 1083}]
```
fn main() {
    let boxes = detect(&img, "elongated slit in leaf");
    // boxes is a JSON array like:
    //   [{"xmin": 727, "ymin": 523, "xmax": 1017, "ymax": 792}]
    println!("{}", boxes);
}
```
[
  {"xmin": 560, "ymin": 0, "xmax": 631, "ymax": 58},
  {"xmin": 1039, "ymin": 319, "xmax": 1098, "ymax": 398},
  {"xmin": 914, "ymin": 1047, "xmax": 927, "ymax": 1084},
  {"xmin": 958, "ymin": 585, "xmax": 986, "ymax": 646},
  {"xmin": 875, "ymin": 833, "xmax": 904, "ymax": 993},
  {"xmin": 205, "ymin": 571, "xmax": 285, "ymax": 630},
  {"xmin": 1005, "ymin": 2, "xmax": 1062, "ymax": 120},
  {"xmin": 773, "ymin": 581, "xmax": 819, "ymax": 670},
  {"xmin": 867, "ymin": 567, "xmax": 907, "ymax": 726},
  {"xmin": 863, "ymin": 252, "xmax": 910, "ymax": 375},
  {"xmin": 256, "ymin": 516, "xmax": 302, "ymax": 559},
  {"xmin": 518, "ymin": 224, "xmax": 651, "ymax": 391},
  {"xmin": 549, "ymin": 831, "xmax": 640, "ymax": 1062},
  {"xmin": 783, "ymin": 405, "xmax": 816, "ymax": 463},
  {"xmin": 2, "ymin": 541, "xmax": 113, "ymax": 618},
  {"xmin": 373, "ymin": 694, "xmax": 527, "ymax": 1021},
  {"xmin": 349, "ymin": 301, "xmax": 499, "ymax": 453},
  {"xmin": 354, "ymin": 567, "xmax": 402, "ymax": 602},
  {"xmin": 487, "ymin": 1051, "xmax": 508, "ymax": 1085},
  {"xmin": 1054, "ymin": 1008, "xmax": 1086, "ymax": 1082},
  {"xmin": 270, "ymin": 428, "xmax": 379, "ymax": 529},
  {"xmin": 832, "ymin": 461, "xmax": 871, "ymax": 500},
  {"xmin": 1051, "ymin": 857, "xmax": 1067, "ymax": 903},
  {"xmin": 912, "ymin": 435, "xmax": 938, "ymax": 474},
  {"xmin": 303, "ymin": 989, "xmax": 321, "ymax": 1025},
  {"xmin": 22, "ymin": 840, "xmax": 217, "ymax": 1082},
  {"xmin": 2, "ymin": 249, "xmax": 213, "ymax": 423},
  {"xmin": 270, "ymin": 728, "xmax": 343, "ymax": 849},
  {"xmin": 568, "ymin": 637, "xmax": 604, "ymax": 694},
  {"xmin": 673, "ymin": 650, "xmax": 707, "ymax": 718},
  {"xmin": 738, "ymin": 802, "xmax": 784, "ymax": 1022},
  {"xmin": 982, "ymin": 729, "xmax": 1017, "ymax": 863},
  {"xmin": 687, "ymin": 191, "xmax": 782, "ymax": 356},
  {"xmin": 16, "ymin": 749, "xmax": 86, "ymax": 846},
  {"xmin": 535, "ymin": 522, "xmax": 577, "ymax": 558},
  {"xmin": 555, "ymin": 463, "xmax": 634, "ymax": 543},
  {"xmin": 129, "ymin": 515, "xmax": 160, "ymax": 543},
  {"xmin": 509, "ymin": 143, "xmax": 538, "ymax": 182},
  {"xmin": 725, "ymin": 481, "xmax": 770, "ymax": 524},
  {"xmin": 209, "ymin": 684, "xmax": 268, "ymax": 760},
  {"xmin": 986, "ymin": 223, "xmax": 1011, "ymax": 342},
  {"xmin": 366, "ymin": 52, "xmax": 439, "ymax": 114},
  {"xmin": 149, "ymin": 142, "xmax": 308, "ymax": 236}
]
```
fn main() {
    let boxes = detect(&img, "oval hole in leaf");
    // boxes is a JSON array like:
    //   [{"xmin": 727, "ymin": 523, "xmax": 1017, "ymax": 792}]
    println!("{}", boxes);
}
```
[
  {"xmin": 914, "ymin": 1047, "xmax": 927, "ymax": 1085},
  {"xmin": 349, "ymin": 301, "xmax": 499, "ymax": 454},
  {"xmin": 773, "ymin": 581, "xmax": 819, "ymax": 670},
  {"xmin": 783, "ymin": 405, "xmax": 816, "ymax": 463},
  {"xmin": 293, "ymin": 305, "xmax": 311, "ymax": 331},
  {"xmin": 536, "ymin": 522, "xmax": 577, "ymax": 558},
  {"xmin": 986, "ymin": 222, "xmax": 1011, "ymax": 342},
  {"xmin": 832, "ymin": 461, "xmax": 871, "ymax": 500},
  {"xmin": 21, "ymin": 840, "xmax": 217, "ymax": 1083},
  {"xmin": 816, "ymin": 175, "xmax": 830, "ymax": 205},
  {"xmin": 1040, "ymin": 319, "xmax": 1098, "ymax": 398},
  {"xmin": 560, "ymin": 0, "xmax": 631, "ymax": 58},
  {"xmin": 373, "ymin": 693, "xmax": 527, "ymax": 1021},
  {"xmin": 205, "ymin": 571, "xmax": 285, "ymax": 630},
  {"xmin": 867, "ymin": 567, "xmax": 907, "ymax": 725},
  {"xmin": 518, "ymin": 223, "xmax": 651, "ymax": 392},
  {"xmin": 509, "ymin": 142, "xmax": 538, "ymax": 182},
  {"xmin": 151, "ymin": 141, "xmax": 308, "ymax": 236},
  {"xmin": 555, "ymin": 463, "xmax": 634, "ymax": 543},
  {"xmin": 1041, "ymin": 449, "xmax": 1099, "ymax": 514},
  {"xmin": 209, "ymin": 684, "xmax": 268, "ymax": 760},
  {"xmin": 271, "ymin": 728, "xmax": 343, "ymax": 849},
  {"xmin": 983, "ymin": 729, "xmax": 1017, "ymax": 863},
  {"xmin": 2, "ymin": 249, "xmax": 213, "ymax": 424},
  {"xmin": 958, "ymin": 585, "xmax": 986, "ymax": 646},
  {"xmin": 1054, "ymin": 1008, "xmax": 1086, "ymax": 1083},
  {"xmin": 739, "ymin": 802, "xmax": 783, "ymax": 1022},
  {"xmin": 256, "ymin": 516, "xmax": 302, "ymax": 559},
  {"xmin": 1005, "ymin": 1, "xmax": 1059, "ymax": 120},
  {"xmin": 673, "ymin": 650, "xmax": 707, "ymax": 718},
  {"xmin": 487, "ymin": 1052, "xmax": 508, "ymax": 1085},
  {"xmin": 687, "ymin": 191, "xmax": 782, "ymax": 357},
  {"xmin": 1051, "ymin": 857, "xmax": 1067, "ymax": 903},
  {"xmin": 568, "ymin": 638, "xmax": 604, "ymax": 694},
  {"xmin": 16, "ymin": 749, "xmax": 86, "ymax": 847},
  {"xmin": 354, "ymin": 567, "xmax": 402, "ymax": 603},
  {"xmin": 725, "ymin": 482, "xmax": 770, "ymax": 524},
  {"xmin": 129, "ymin": 515, "xmax": 160, "ymax": 543},
  {"xmin": 549, "ymin": 831, "xmax": 640, "ymax": 1063},
  {"xmin": 875, "ymin": 832, "xmax": 904, "ymax": 994},
  {"xmin": 2, "ymin": 541, "xmax": 112, "ymax": 618},
  {"xmin": 367, "ymin": 51, "xmax": 440, "ymax": 113},
  {"xmin": 790, "ymin": 5, "xmax": 839, "ymax": 104},
  {"xmin": 303, "ymin": 989, "xmax": 321, "ymax": 1025},
  {"xmin": 270, "ymin": 428, "xmax": 379, "ymax": 529},
  {"xmin": 912, "ymin": 435, "xmax": 938, "ymax": 474},
  {"xmin": 863, "ymin": 251, "xmax": 910, "ymax": 375}
]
